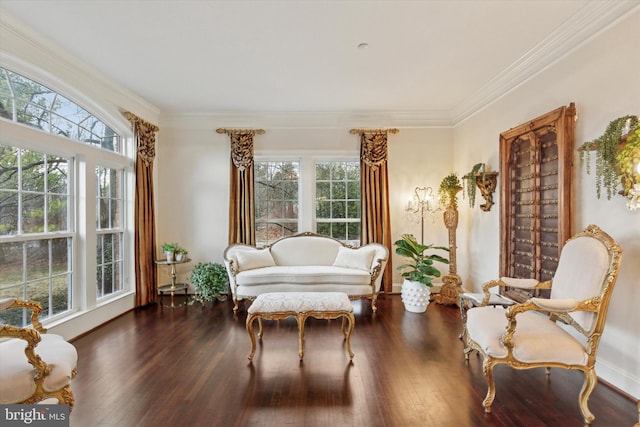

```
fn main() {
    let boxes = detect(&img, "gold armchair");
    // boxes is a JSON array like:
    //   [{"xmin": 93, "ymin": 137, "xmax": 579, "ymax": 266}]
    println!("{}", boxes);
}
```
[
  {"xmin": 0, "ymin": 298, "xmax": 78, "ymax": 409},
  {"xmin": 462, "ymin": 225, "xmax": 623, "ymax": 424}
]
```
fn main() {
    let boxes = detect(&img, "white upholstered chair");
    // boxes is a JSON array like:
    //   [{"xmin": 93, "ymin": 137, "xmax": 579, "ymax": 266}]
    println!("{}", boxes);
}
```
[
  {"xmin": 0, "ymin": 298, "xmax": 78, "ymax": 408},
  {"xmin": 463, "ymin": 225, "xmax": 622, "ymax": 424}
]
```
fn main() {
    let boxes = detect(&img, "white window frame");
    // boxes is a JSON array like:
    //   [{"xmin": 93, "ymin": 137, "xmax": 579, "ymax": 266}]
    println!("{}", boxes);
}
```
[{"xmin": 254, "ymin": 152, "xmax": 360, "ymax": 245}]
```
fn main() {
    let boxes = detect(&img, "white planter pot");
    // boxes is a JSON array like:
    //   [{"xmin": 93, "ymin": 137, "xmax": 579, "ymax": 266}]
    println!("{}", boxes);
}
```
[{"xmin": 401, "ymin": 279, "xmax": 431, "ymax": 313}]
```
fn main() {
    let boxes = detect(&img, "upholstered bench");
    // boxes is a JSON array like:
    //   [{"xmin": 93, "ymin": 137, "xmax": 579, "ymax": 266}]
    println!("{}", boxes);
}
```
[{"xmin": 246, "ymin": 292, "xmax": 355, "ymax": 361}]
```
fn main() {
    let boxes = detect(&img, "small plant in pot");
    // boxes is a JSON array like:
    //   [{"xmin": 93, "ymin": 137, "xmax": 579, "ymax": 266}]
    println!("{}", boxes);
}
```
[
  {"xmin": 394, "ymin": 233, "xmax": 449, "ymax": 313},
  {"xmin": 189, "ymin": 262, "xmax": 229, "ymax": 305},
  {"xmin": 175, "ymin": 247, "xmax": 188, "ymax": 262},
  {"xmin": 161, "ymin": 242, "xmax": 179, "ymax": 262}
]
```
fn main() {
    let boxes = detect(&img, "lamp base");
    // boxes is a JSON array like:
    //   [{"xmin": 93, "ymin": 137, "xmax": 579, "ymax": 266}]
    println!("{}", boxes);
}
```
[{"xmin": 434, "ymin": 274, "xmax": 462, "ymax": 306}]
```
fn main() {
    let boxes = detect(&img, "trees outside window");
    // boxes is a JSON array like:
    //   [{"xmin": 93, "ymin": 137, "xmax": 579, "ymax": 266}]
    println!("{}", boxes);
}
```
[{"xmin": 254, "ymin": 159, "xmax": 360, "ymax": 247}]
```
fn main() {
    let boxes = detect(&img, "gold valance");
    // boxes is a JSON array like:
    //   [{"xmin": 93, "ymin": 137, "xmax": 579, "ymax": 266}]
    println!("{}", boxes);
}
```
[
  {"xmin": 123, "ymin": 111, "xmax": 159, "ymax": 166},
  {"xmin": 216, "ymin": 128, "xmax": 265, "ymax": 171},
  {"xmin": 350, "ymin": 128, "xmax": 398, "ymax": 170}
]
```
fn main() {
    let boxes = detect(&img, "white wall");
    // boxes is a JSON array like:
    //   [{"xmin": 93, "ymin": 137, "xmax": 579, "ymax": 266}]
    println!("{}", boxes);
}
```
[{"xmin": 453, "ymin": 9, "xmax": 640, "ymax": 398}]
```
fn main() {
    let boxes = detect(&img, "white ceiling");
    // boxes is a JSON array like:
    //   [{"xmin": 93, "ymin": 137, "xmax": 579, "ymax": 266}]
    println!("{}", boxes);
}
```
[{"xmin": 0, "ymin": 1, "xmax": 637, "ymax": 126}]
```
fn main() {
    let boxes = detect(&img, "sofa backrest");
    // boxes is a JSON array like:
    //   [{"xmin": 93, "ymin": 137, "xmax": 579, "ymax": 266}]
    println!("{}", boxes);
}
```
[
  {"xmin": 270, "ymin": 234, "xmax": 342, "ymax": 266},
  {"xmin": 224, "ymin": 233, "xmax": 388, "ymax": 271}
]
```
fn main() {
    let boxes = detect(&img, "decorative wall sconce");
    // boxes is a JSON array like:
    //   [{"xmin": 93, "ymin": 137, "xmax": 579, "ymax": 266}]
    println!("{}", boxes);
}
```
[
  {"xmin": 405, "ymin": 186, "xmax": 441, "ymax": 244},
  {"xmin": 476, "ymin": 171, "xmax": 499, "ymax": 211}
]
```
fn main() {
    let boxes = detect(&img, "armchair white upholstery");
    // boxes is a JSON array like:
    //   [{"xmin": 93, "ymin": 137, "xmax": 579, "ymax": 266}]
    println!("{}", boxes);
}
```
[
  {"xmin": 463, "ymin": 225, "xmax": 622, "ymax": 424},
  {"xmin": 0, "ymin": 298, "xmax": 78, "ymax": 409}
]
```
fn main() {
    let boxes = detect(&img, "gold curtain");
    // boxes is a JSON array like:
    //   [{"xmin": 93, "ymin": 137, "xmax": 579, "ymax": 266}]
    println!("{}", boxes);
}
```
[
  {"xmin": 124, "ymin": 111, "xmax": 159, "ymax": 307},
  {"xmin": 217, "ymin": 128, "xmax": 264, "ymax": 245},
  {"xmin": 352, "ymin": 128, "xmax": 398, "ymax": 293}
]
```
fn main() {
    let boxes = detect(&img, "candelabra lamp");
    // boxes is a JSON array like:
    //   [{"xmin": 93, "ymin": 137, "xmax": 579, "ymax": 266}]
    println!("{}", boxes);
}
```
[{"xmin": 405, "ymin": 186, "xmax": 441, "ymax": 244}]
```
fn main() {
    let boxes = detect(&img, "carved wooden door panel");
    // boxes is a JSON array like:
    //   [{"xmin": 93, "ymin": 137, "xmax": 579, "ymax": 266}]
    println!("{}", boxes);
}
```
[{"xmin": 499, "ymin": 103, "xmax": 575, "ymax": 302}]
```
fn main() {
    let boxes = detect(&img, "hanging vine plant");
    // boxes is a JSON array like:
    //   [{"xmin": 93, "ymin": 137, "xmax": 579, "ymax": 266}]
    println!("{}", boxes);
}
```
[
  {"xmin": 578, "ymin": 115, "xmax": 638, "ymax": 199},
  {"xmin": 462, "ymin": 163, "xmax": 486, "ymax": 208}
]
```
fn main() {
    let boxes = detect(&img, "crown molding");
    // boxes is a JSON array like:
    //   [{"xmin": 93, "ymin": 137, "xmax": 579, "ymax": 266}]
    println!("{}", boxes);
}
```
[
  {"xmin": 451, "ymin": 1, "xmax": 640, "ymax": 126},
  {"xmin": 161, "ymin": 110, "xmax": 454, "ymax": 130}
]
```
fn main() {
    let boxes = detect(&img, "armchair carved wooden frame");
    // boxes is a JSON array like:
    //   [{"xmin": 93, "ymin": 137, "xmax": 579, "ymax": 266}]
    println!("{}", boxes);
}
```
[
  {"xmin": 462, "ymin": 225, "xmax": 623, "ymax": 424},
  {"xmin": 0, "ymin": 298, "xmax": 78, "ymax": 409}
]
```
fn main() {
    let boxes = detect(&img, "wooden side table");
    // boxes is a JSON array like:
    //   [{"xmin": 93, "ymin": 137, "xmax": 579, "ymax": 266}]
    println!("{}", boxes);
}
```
[{"xmin": 155, "ymin": 258, "xmax": 190, "ymax": 308}]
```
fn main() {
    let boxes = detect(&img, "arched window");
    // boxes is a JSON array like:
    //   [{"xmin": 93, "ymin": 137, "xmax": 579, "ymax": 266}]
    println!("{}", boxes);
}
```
[{"xmin": 0, "ymin": 67, "xmax": 121, "ymax": 153}]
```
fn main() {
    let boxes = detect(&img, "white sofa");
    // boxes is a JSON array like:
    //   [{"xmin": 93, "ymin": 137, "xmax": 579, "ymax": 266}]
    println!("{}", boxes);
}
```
[{"xmin": 223, "ymin": 233, "xmax": 388, "ymax": 313}]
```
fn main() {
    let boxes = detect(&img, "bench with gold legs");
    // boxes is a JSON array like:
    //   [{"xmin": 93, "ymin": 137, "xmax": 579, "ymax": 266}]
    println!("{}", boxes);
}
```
[{"xmin": 246, "ymin": 292, "xmax": 355, "ymax": 361}]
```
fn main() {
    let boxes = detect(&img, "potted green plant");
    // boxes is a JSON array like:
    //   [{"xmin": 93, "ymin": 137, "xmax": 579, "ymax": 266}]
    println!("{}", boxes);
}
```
[
  {"xmin": 175, "ymin": 247, "xmax": 188, "ymax": 262},
  {"xmin": 438, "ymin": 172, "xmax": 463, "ymax": 209},
  {"xmin": 578, "ymin": 115, "xmax": 639, "ymax": 199},
  {"xmin": 189, "ymin": 262, "xmax": 229, "ymax": 305},
  {"xmin": 394, "ymin": 233, "xmax": 449, "ymax": 313},
  {"xmin": 161, "ymin": 242, "xmax": 179, "ymax": 262}
]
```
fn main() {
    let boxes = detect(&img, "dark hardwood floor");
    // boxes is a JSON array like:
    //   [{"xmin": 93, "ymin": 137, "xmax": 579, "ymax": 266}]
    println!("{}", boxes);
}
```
[{"xmin": 68, "ymin": 295, "xmax": 637, "ymax": 427}]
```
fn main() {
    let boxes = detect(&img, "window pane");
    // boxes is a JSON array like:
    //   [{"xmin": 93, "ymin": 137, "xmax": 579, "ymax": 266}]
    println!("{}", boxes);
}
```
[
  {"xmin": 21, "ymin": 149, "xmax": 46, "ymax": 192},
  {"xmin": 348, "ymin": 222, "xmax": 360, "ymax": 242},
  {"xmin": 26, "ymin": 240, "xmax": 49, "ymax": 281},
  {"xmin": 346, "ymin": 181, "xmax": 359, "ymax": 199},
  {"xmin": 317, "ymin": 222, "xmax": 331, "ymax": 236},
  {"xmin": 97, "ymin": 166, "xmax": 122, "ymax": 231},
  {"xmin": 314, "ymin": 161, "xmax": 360, "ymax": 244},
  {"xmin": 22, "ymin": 193, "xmax": 45, "ymax": 233},
  {"xmin": 332, "ymin": 222, "xmax": 346, "ymax": 240},
  {"xmin": 0, "ymin": 145, "xmax": 19, "ymax": 190},
  {"xmin": 316, "ymin": 200, "xmax": 330, "ymax": 217},
  {"xmin": 26, "ymin": 278, "xmax": 50, "ymax": 312},
  {"xmin": 332, "ymin": 201, "xmax": 345, "ymax": 218},
  {"xmin": 48, "ymin": 194, "xmax": 67, "ymax": 232},
  {"xmin": 347, "ymin": 200, "xmax": 360, "ymax": 219},
  {"xmin": 255, "ymin": 161, "xmax": 299, "ymax": 246},
  {"xmin": 51, "ymin": 238, "xmax": 69, "ymax": 274},
  {"xmin": 0, "ymin": 241, "xmax": 23, "ymax": 287},
  {"xmin": 316, "ymin": 181, "xmax": 330, "ymax": 199},
  {"xmin": 51, "ymin": 273, "xmax": 71, "ymax": 315},
  {"xmin": 52, "ymin": 94, "xmax": 91, "ymax": 127},
  {"xmin": 47, "ymin": 155, "xmax": 68, "ymax": 194},
  {"xmin": 0, "ymin": 96, "xmax": 13, "ymax": 120},
  {"xmin": 315, "ymin": 162, "xmax": 330, "ymax": 180},
  {"xmin": 96, "ymin": 231, "xmax": 123, "ymax": 298},
  {"xmin": 0, "ymin": 191, "xmax": 18, "ymax": 235},
  {"xmin": 332, "ymin": 181, "xmax": 346, "ymax": 199}
]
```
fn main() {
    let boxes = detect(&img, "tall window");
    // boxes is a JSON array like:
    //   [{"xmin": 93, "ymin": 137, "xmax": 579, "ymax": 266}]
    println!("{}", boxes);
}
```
[
  {"xmin": 315, "ymin": 161, "xmax": 360, "ymax": 246},
  {"xmin": 0, "ymin": 146, "xmax": 73, "ymax": 326},
  {"xmin": 0, "ymin": 68, "xmax": 128, "ymax": 327},
  {"xmin": 96, "ymin": 166, "xmax": 123, "ymax": 298},
  {"xmin": 255, "ymin": 161, "xmax": 299, "ymax": 246},
  {"xmin": 254, "ymin": 159, "xmax": 360, "ymax": 247}
]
